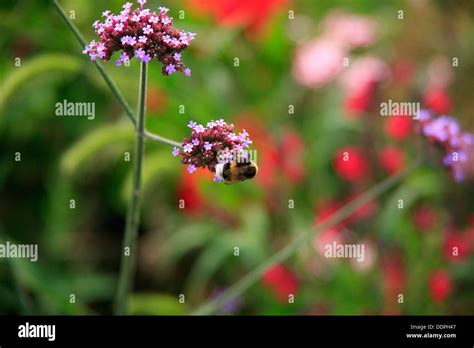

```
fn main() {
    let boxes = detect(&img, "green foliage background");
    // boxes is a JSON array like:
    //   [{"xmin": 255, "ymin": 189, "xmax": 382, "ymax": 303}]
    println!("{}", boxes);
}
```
[{"xmin": 1, "ymin": 0, "xmax": 474, "ymax": 315}]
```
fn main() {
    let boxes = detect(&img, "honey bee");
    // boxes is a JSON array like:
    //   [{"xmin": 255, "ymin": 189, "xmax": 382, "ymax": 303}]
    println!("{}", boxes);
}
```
[{"xmin": 215, "ymin": 160, "xmax": 258, "ymax": 184}]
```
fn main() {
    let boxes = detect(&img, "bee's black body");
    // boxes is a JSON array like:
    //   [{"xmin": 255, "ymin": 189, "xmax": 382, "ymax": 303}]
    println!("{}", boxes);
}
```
[{"xmin": 216, "ymin": 160, "xmax": 258, "ymax": 184}]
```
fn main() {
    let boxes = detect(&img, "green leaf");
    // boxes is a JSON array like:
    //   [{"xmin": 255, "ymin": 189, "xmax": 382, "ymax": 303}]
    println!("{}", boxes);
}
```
[
  {"xmin": 0, "ymin": 54, "xmax": 82, "ymax": 112},
  {"xmin": 9, "ymin": 258, "xmax": 114, "ymax": 314},
  {"xmin": 164, "ymin": 223, "xmax": 216, "ymax": 263},
  {"xmin": 185, "ymin": 237, "xmax": 235, "ymax": 300},
  {"xmin": 129, "ymin": 293, "xmax": 188, "ymax": 315},
  {"xmin": 60, "ymin": 122, "xmax": 134, "ymax": 176},
  {"xmin": 120, "ymin": 150, "xmax": 177, "ymax": 204},
  {"xmin": 377, "ymin": 168, "xmax": 442, "ymax": 240}
]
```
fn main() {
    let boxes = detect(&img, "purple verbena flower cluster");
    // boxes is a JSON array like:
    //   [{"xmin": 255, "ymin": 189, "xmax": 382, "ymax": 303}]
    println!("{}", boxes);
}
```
[
  {"xmin": 417, "ymin": 109, "xmax": 474, "ymax": 182},
  {"xmin": 172, "ymin": 119, "xmax": 253, "ymax": 181},
  {"xmin": 82, "ymin": 0, "xmax": 194, "ymax": 76}
]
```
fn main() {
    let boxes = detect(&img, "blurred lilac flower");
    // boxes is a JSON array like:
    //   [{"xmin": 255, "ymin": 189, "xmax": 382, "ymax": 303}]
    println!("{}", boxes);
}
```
[
  {"xmin": 422, "ymin": 116, "xmax": 460, "ymax": 143},
  {"xmin": 417, "ymin": 109, "xmax": 474, "ymax": 182},
  {"xmin": 211, "ymin": 289, "xmax": 243, "ymax": 314}
]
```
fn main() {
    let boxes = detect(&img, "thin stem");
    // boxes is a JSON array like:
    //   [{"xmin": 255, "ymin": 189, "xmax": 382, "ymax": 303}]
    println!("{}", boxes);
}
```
[
  {"xmin": 114, "ymin": 62, "xmax": 148, "ymax": 315},
  {"xmin": 192, "ymin": 161, "xmax": 421, "ymax": 315},
  {"xmin": 144, "ymin": 130, "xmax": 182, "ymax": 147},
  {"xmin": 51, "ymin": 0, "xmax": 182, "ymax": 148}
]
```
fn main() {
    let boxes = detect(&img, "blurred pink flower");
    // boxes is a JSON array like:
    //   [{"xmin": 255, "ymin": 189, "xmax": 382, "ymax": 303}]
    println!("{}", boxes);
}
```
[
  {"xmin": 340, "ymin": 55, "xmax": 389, "ymax": 94},
  {"xmin": 323, "ymin": 11, "xmax": 378, "ymax": 48},
  {"xmin": 313, "ymin": 228, "xmax": 343, "ymax": 257},
  {"xmin": 351, "ymin": 239, "xmax": 377, "ymax": 271},
  {"xmin": 292, "ymin": 10, "xmax": 380, "ymax": 90},
  {"xmin": 292, "ymin": 38, "xmax": 346, "ymax": 88},
  {"xmin": 427, "ymin": 56, "xmax": 454, "ymax": 90},
  {"xmin": 341, "ymin": 56, "xmax": 389, "ymax": 117}
]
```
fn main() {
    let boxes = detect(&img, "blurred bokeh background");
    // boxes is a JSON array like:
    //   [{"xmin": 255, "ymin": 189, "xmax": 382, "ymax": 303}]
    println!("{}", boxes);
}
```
[{"xmin": 1, "ymin": 0, "xmax": 474, "ymax": 315}]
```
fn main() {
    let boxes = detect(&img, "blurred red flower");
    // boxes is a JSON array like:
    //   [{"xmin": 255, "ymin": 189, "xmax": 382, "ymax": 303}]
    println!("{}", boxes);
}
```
[
  {"xmin": 378, "ymin": 146, "xmax": 406, "ymax": 174},
  {"xmin": 313, "ymin": 194, "xmax": 376, "ymax": 231},
  {"xmin": 384, "ymin": 116, "xmax": 412, "ymax": 140},
  {"xmin": 261, "ymin": 264, "xmax": 299, "ymax": 302},
  {"xmin": 424, "ymin": 88, "xmax": 452, "ymax": 114},
  {"xmin": 236, "ymin": 115, "xmax": 279, "ymax": 189},
  {"xmin": 443, "ymin": 231, "xmax": 470, "ymax": 262},
  {"xmin": 429, "ymin": 269, "xmax": 453, "ymax": 303},
  {"xmin": 236, "ymin": 116, "xmax": 305, "ymax": 188},
  {"xmin": 314, "ymin": 200, "xmax": 344, "ymax": 227},
  {"xmin": 176, "ymin": 168, "xmax": 206, "ymax": 215},
  {"xmin": 280, "ymin": 130, "xmax": 305, "ymax": 182},
  {"xmin": 344, "ymin": 82, "xmax": 375, "ymax": 117},
  {"xmin": 466, "ymin": 217, "xmax": 474, "ymax": 250},
  {"xmin": 186, "ymin": 0, "xmax": 289, "ymax": 37},
  {"xmin": 341, "ymin": 56, "xmax": 389, "ymax": 118},
  {"xmin": 146, "ymin": 87, "xmax": 168, "ymax": 114},
  {"xmin": 333, "ymin": 146, "xmax": 370, "ymax": 182},
  {"xmin": 391, "ymin": 59, "xmax": 414, "ymax": 86},
  {"xmin": 411, "ymin": 204, "xmax": 436, "ymax": 232},
  {"xmin": 382, "ymin": 256, "xmax": 406, "ymax": 303},
  {"xmin": 345, "ymin": 192, "xmax": 377, "ymax": 223}
]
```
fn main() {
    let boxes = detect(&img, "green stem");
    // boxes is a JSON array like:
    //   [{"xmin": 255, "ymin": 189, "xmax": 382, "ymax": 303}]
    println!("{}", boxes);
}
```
[
  {"xmin": 114, "ymin": 62, "xmax": 148, "ymax": 315},
  {"xmin": 192, "ymin": 161, "xmax": 421, "ymax": 315},
  {"xmin": 51, "ymin": 0, "xmax": 182, "ymax": 148}
]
